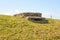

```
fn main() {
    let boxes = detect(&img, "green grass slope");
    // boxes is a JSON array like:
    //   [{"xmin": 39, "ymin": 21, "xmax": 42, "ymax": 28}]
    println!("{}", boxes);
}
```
[{"xmin": 0, "ymin": 15, "xmax": 60, "ymax": 40}]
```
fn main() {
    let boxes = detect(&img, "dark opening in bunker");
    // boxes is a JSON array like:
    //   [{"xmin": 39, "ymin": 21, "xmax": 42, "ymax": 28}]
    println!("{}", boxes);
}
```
[{"xmin": 30, "ymin": 18, "xmax": 43, "ymax": 21}]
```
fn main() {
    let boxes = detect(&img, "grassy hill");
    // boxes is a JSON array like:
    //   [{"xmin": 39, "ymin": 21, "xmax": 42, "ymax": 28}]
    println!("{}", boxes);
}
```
[{"xmin": 0, "ymin": 15, "xmax": 60, "ymax": 40}]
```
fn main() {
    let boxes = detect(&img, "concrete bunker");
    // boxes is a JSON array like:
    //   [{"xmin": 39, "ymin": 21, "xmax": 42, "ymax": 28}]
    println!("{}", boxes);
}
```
[{"xmin": 14, "ymin": 12, "xmax": 48, "ymax": 23}]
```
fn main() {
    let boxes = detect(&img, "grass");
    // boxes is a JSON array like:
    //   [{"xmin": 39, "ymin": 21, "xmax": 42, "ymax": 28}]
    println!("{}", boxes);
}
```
[{"xmin": 0, "ymin": 15, "xmax": 60, "ymax": 40}]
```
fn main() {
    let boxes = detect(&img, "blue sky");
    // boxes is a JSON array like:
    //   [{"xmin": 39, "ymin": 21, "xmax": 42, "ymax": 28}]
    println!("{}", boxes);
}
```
[{"xmin": 0, "ymin": 0, "xmax": 60, "ymax": 19}]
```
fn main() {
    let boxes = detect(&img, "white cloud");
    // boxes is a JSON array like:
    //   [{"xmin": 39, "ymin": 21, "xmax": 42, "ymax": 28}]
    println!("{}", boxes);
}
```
[
  {"xmin": 0, "ymin": 13, "xmax": 13, "ymax": 16},
  {"xmin": 14, "ymin": 10, "xmax": 20, "ymax": 13}
]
